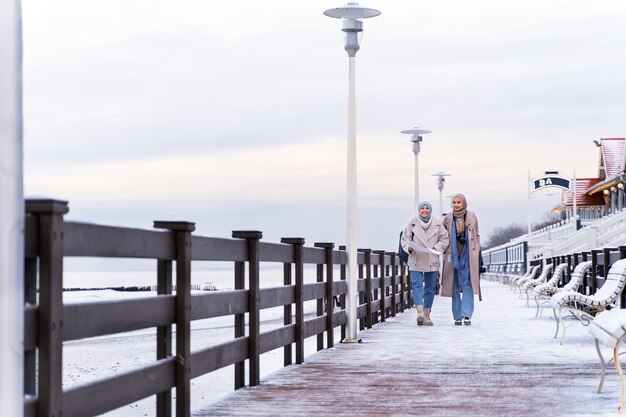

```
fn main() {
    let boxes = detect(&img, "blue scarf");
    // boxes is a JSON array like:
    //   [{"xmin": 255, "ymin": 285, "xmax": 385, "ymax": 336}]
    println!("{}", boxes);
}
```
[
  {"xmin": 451, "ymin": 219, "xmax": 470, "ymax": 286},
  {"xmin": 418, "ymin": 201, "xmax": 432, "ymax": 223}
]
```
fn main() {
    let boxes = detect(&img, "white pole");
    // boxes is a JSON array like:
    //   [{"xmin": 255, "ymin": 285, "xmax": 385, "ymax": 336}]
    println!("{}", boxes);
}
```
[
  {"xmin": 573, "ymin": 170, "xmax": 577, "ymax": 229},
  {"xmin": 0, "ymin": 1, "xmax": 24, "ymax": 415},
  {"xmin": 414, "ymin": 151, "xmax": 419, "ymax": 213},
  {"xmin": 527, "ymin": 170, "xmax": 532, "ymax": 268},
  {"xmin": 345, "ymin": 54, "xmax": 358, "ymax": 342},
  {"xmin": 439, "ymin": 189, "xmax": 443, "ymax": 218}
]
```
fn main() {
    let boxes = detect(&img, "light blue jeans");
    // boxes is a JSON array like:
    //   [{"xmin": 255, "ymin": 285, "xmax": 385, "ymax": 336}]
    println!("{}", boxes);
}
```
[
  {"xmin": 452, "ymin": 269, "xmax": 474, "ymax": 320},
  {"xmin": 411, "ymin": 271, "xmax": 438, "ymax": 308}
]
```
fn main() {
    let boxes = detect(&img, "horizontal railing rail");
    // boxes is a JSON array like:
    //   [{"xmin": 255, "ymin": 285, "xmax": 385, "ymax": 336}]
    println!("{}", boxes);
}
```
[{"xmin": 23, "ymin": 199, "xmax": 411, "ymax": 417}]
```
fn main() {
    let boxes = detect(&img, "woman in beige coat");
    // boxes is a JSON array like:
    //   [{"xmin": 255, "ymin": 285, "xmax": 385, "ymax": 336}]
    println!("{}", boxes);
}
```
[
  {"xmin": 401, "ymin": 201, "xmax": 449, "ymax": 326},
  {"xmin": 441, "ymin": 193, "xmax": 481, "ymax": 325}
]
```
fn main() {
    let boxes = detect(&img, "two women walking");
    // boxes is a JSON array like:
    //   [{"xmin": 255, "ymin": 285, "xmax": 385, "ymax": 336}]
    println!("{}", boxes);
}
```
[{"xmin": 401, "ymin": 193, "xmax": 482, "ymax": 326}]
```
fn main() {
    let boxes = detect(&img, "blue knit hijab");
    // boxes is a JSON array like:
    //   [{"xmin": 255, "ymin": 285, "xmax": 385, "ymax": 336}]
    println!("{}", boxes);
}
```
[{"xmin": 418, "ymin": 201, "xmax": 432, "ymax": 223}]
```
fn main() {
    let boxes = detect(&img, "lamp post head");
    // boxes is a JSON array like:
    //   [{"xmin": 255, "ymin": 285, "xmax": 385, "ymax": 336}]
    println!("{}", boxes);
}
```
[
  {"xmin": 401, "ymin": 126, "xmax": 431, "ymax": 155},
  {"xmin": 324, "ymin": 2, "xmax": 381, "ymax": 57},
  {"xmin": 431, "ymin": 171, "xmax": 451, "ymax": 192}
]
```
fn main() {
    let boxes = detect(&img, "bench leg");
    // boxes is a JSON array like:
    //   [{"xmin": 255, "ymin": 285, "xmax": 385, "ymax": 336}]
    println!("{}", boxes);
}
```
[
  {"xmin": 595, "ymin": 338, "xmax": 607, "ymax": 394},
  {"xmin": 534, "ymin": 297, "xmax": 540, "ymax": 317},
  {"xmin": 553, "ymin": 307, "xmax": 561, "ymax": 339},
  {"xmin": 616, "ymin": 340, "xmax": 625, "ymax": 415}
]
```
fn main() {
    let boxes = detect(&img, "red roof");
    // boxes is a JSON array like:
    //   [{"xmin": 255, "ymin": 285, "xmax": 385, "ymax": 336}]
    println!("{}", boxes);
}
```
[
  {"xmin": 564, "ymin": 178, "xmax": 605, "ymax": 206},
  {"xmin": 600, "ymin": 138, "xmax": 625, "ymax": 179}
]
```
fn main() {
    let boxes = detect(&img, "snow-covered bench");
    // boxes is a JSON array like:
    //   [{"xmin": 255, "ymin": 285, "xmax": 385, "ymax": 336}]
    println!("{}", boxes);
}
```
[
  {"xmin": 533, "ymin": 262, "xmax": 583, "ymax": 318},
  {"xmin": 511, "ymin": 265, "xmax": 540, "ymax": 294},
  {"xmin": 550, "ymin": 258, "xmax": 626, "ymax": 345},
  {"xmin": 521, "ymin": 263, "xmax": 554, "ymax": 305},
  {"xmin": 589, "ymin": 308, "xmax": 626, "ymax": 414}
]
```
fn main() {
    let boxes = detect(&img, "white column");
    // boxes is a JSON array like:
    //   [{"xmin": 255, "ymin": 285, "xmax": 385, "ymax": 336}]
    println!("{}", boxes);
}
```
[
  {"xmin": 439, "ymin": 189, "xmax": 443, "ymax": 218},
  {"xmin": 0, "ymin": 1, "xmax": 25, "ymax": 416},
  {"xmin": 414, "ymin": 153, "xmax": 419, "ymax": 213},
  {"xmin": 527, "ymin": 170, "xmax": 532, "ymax": 267},
  {"xmin": 573, "ymin": 170, "xmax": 577, "ymax": 229},
  {"xmin": 345, "ymin": 54, "xmax": 358, "ymax": 342}
]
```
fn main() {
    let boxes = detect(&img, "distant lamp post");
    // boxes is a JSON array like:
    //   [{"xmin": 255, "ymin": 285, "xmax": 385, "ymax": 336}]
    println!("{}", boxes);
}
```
[
  {"xmin": 401, "ymin": 126, "xmax": 431, "ymax": 213},
  {"xmin": 431, "ymin": 171, "xmax": 451, "ymax": 218},
  {"xmin": 324, "ymin": 1, "xmax": 380, "ymax": 343},
  {"xmin": 618, "ymin": 183, "xmax": 624, "ymax": 212}
]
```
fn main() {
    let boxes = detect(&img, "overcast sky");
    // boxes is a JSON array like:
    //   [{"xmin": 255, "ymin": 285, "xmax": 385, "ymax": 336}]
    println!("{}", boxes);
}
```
[{"xmin": 21, "ymin": 0, "xmax": 626, "ymax": 251}]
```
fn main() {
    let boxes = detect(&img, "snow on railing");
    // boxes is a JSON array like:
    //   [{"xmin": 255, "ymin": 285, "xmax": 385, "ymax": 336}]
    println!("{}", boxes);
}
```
[
  {"xmin": 529, "ymin": 208, "xmax": 626, "ymax": 259},
  {"xmin": 529, "ymin": 218, "xmax": 578, "ymax": 243}
]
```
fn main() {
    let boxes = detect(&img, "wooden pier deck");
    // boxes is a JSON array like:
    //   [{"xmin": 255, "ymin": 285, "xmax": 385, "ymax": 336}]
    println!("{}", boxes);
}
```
[{"xmin": 194, "ymin": 281, "xmax": 620, "ymax": 416}]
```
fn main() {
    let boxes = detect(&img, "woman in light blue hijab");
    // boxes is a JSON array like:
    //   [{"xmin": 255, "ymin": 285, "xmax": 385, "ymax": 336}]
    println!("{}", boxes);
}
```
[{"xmin": 401, "ymin": 201, "xmax": 450, "ymax": 326}]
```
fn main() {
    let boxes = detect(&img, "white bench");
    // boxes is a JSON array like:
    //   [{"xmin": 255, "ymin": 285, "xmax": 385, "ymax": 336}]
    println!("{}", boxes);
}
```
[
  {"xmin": 550, "ymin": 258, "xmax": 626, "ymax": 345},
  {"xmin": 533, "ymin": 262, "xmax": 584, "ymax": 318},
  {"xmin": 511, "ymin": 265, "xmax": 540, "ymax": 294},
  {"xmin": 589, "ymin": 308, "xmax": 626, "ymax": 414},
  {"xmin": 521, "ymin": 263, "xmax": 554, "ymax": 305}
]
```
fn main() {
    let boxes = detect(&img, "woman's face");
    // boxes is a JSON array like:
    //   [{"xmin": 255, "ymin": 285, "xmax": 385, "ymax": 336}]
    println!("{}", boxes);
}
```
[
  {"xmin": 452, "ymin": 197, "xmax": 464, "ymax": 212},
  {"xmin": 419, "ymin": 205, "xmax": 431, "ymax": 218}
]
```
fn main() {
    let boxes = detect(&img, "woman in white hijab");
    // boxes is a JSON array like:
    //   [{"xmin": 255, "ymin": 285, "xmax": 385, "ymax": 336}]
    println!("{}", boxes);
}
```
[{"xmin": 401, "ymin": 201, "xmax": 449, "ymax": 326}]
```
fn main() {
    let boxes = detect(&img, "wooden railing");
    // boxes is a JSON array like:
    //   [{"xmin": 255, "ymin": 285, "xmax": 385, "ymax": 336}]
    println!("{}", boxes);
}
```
[
  {"xmin": 494, "ymin": 246, "xmax": 626, "ymax": 307},
  {"xmin": 22, "ymin": 199, "xmax": 411, "ymax": 417}
]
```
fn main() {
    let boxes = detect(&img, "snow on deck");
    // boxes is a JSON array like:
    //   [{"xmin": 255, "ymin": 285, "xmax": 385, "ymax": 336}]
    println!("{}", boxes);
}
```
[{"xmin": 193, "ymin": 280, "xmax": 621, "ymax": 416}]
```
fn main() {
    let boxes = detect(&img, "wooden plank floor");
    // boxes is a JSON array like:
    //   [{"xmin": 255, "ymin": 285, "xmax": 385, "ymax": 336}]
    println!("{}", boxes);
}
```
[{"xmin": 194, "ymin": 281, "xmax": 621, "ymax": 416}]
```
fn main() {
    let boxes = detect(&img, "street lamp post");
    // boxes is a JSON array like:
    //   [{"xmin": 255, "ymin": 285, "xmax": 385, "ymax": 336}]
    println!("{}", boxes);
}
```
[
  {"xmin": 431, "ymin": 171, "xmax": 451, "ymax": 218},
  {"xmin": 324, "ymin": 2, "xmax": 380, "ymax": 343},
  {"xmin": 401, "ymin": 126, "xmax": 431, "ymax": 213},
  {"xmin": 0, "ymin": 1, "xmax": 25, "ymax": 416}
]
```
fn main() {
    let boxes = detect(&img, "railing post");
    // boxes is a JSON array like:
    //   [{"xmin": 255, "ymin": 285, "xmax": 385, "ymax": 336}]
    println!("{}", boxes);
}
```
[
  {"xmin": 387, "ymin": 251, "xmax": 397, "ymax": 317},
  {"xmin": 338, "ymin": 245, "xmax": 347, "ymax": 341},
  {"xmin": 315, "ymin": 256, "xmax": 324, "ymax": 351},
  {"xmin": 315, "ymin": 243, "xmax": 335, "ymax": 349},
  {"xmin": 281, "ymin": 256, "xmax": 292, "ymax": 367},
  {"xmin": 565, "ymin": 254, "xmax": 572, "ymax": 284},
  {"xmin": 591, "ymin": 249, "xmax": 601, "ymax": 295},
  {"xmin": 620, "ymin": 246, "xmax": 626, "ymax": 308},
  {"xmin": 154, "ymin": 221, "xmax": 195, "ymax": 417},
  {"xmin": 399, "ymin": 259, "xmax": 406, "ymax": 312},
  {"xmin": 26, "ymin": 199, "xmax": 68, "ymax": 417},
  {"xmin": 24, "ymin": 254, "xmax": 37, "ymax": 396},
  {"xmin": 406, "ymin": 262, "xmax": 413, "ymax": 309},
  {"xmin": 234, "ymin": 259, "xmax": 245, "ymax": 388},
  {"xmin": 156, "ymin": 259, "xmax": 173, "ymax": 417},
  {"xmin": 281, "ymin": 238, "xmax": 305, "ymax": 364},
  {"xmin": 359, "ymin": 249, "xmax": 372, "ymax": 329},
  {"xmin": 374, "ymin": 250, "xmax": 386, "ymax": 322},
  {"xmin": 233, "ymin": 231, "xmax": 262, "ymax": 386},
  {"xmin": 603, "ymin": 248, "xmax": 612, "ymax": 282}
]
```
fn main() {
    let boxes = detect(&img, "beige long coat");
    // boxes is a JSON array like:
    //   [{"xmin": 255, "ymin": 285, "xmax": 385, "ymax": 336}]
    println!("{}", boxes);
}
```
[
  {"xmin": 401, "ymin": 216, "xmax": 449, "ymax": 272},
  {"xmin": 440, "ymin": 211, "xmax": 481, "ymax": 298}
]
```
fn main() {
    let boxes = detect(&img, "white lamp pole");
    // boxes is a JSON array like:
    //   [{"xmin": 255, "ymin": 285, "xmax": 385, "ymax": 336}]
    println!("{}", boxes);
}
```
[
  {"xmin": 0, "ymin": 1, "xmax": 24, "ymax": 416},
  {"xmin": 431, "ymin": 171, "xmax": 450, "ymax": 218},
  {"xmin": 324, "ymin": 1, "xmax": 380, "ymax": 343},
  {"xmin": 401, "ymin": 126, "xmax": 431, "ymax": 213}
]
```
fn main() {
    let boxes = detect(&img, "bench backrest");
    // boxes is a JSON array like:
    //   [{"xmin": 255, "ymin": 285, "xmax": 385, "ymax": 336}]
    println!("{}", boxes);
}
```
[
  {"xmin": 544, "ymin": 263, "xmax": 568, "ymax": 287},
  {"xmin": 535, "ymin": 263, "xmax": 553, "ymax": 283},
  {"xmin": 561, "ymin": 261, "xmax": 592, "ymax": 292},
  {"xmin": 591, "ymin": 258, "xmax": 626, "ymax": 302}
]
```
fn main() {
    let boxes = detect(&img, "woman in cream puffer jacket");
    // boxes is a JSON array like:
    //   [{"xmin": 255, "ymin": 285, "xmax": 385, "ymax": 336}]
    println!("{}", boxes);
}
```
[{"xmin": 401, "ymin": 201, "xmax": 449, "ymax": 326}]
